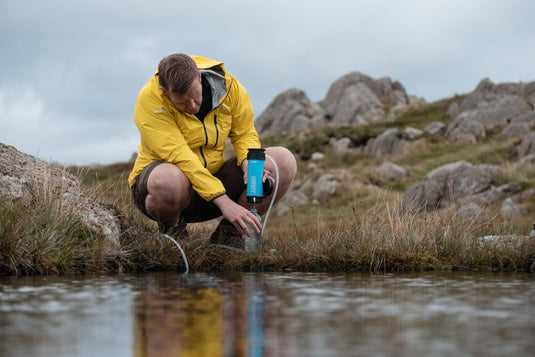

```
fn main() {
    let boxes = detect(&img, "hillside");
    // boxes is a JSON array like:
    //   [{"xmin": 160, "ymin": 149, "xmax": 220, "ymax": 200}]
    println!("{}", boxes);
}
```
[{"xmin": 1, "ymin": 74, "xmax": 534, "ymax": 275}]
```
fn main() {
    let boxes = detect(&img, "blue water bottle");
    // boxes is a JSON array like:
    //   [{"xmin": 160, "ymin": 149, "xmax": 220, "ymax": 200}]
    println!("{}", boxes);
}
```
[{"xmin": 247, "ymin": 148, "xmax": 265, "ymax": 204}]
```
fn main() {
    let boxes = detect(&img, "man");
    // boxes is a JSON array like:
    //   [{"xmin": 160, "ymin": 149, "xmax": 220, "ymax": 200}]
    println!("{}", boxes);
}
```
[{"xmin": 128, "ymin": 53, "xmax": 296, "ymax": 244}]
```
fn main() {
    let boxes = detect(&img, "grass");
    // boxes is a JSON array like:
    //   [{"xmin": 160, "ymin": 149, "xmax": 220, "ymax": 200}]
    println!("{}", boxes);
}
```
[{"xmin": 1, "ymin": 95, "xmax": 534, "ymax": 275}]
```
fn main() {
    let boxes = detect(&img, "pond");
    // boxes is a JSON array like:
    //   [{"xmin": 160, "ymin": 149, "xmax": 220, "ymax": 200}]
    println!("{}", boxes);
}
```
[{"xmin": 0, "ymin": 271, "xmax": 533, "ymax": 356}]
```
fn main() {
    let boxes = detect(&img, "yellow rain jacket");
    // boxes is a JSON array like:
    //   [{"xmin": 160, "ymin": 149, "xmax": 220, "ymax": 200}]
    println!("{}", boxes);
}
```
[{"xmin": 128, "ymin": 56, "xmax": 261, "ymax": 201}]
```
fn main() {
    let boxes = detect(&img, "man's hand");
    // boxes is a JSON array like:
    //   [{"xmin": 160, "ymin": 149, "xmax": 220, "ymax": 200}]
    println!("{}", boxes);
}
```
[
  {"xmin": 213, "ymin": 194, "xmax": 262, "ymax": 237},
  {"xmin": 241, "ymin": 158, "xmax": 271, "ymax": 185}
]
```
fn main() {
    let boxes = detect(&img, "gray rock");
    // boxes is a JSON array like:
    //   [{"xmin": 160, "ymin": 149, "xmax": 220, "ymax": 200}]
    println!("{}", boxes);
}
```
[
  {"xmin": 375, "ymin": 162, "xmax": 408, "ymax": 180},
  {"xmin": 311, "ymin": 152, "xmax": 325, "ymax": 161},
  {"xmin": 329, "ymin": 137, "xmax": 352, "ymax": 155},
  {"xmin": 500, "ymin": 198, "xmax": 520, "ymax": 218},
  {"xmin": 446, "ymin": 113, "xmax": 487, "ymax": 143},
  {"xmin": 516, "ymin": 132, "xmax": 535, "ymax": 158},
  {"xmin": 423, "ymin": 122, "xmax": 446, "ymax": 137},
  {"xmin": 514, "ymin": 153, "xmax": 535, "ymax": 168},
  {"xmin": 509, "ymin": 111, "xmax": 535, "ymax": 128},
  {"xmin": 401, "ymin": 127, "xmax": 423, "ymax": 140},
  {"xmin": 446, "ymin": 78, "xmax": 534, "ymax": 143},
  {"xmin": 255, "ymin": 88, "xmax": 325, "ymax": 136},
  {"xmin": 0, "ymin": 143, "xmax": 121, "ymax": 249},
  {"xmin": 499, "ymin": 122, "xmax": 531, "ymax": 139},
  {"xmin": 366, "ymin": 128, "xmax": 406, "ymax": 157},
  {"xmin": 313, "ymin": 173, "xmax": 338, "ymax": 203},
  {"xmin": 456, "ymin": 202, "xmax": 483, "ymax": 220},
  {"xmin": 329, "ymin": 82, "xmax": 384, "ymax": 125},
  {"xmin": 399, "ymin": 160, "xmax": 501, "ymax": 212},
  {"xmin": 274, "ymin": 189, "xmax": 308, "ymax": 216},
  {"xmin": 322, "ymin": 72, "xmax": 409, "ymax": 126},
  {"xmin": 458, "ymin": 183, "xmax": 522, "ymax": 207}
]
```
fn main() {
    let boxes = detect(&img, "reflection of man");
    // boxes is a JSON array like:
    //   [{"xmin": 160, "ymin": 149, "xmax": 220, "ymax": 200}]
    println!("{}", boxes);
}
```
[
  {"xmin": 134, "ymin": 287, "xmax": 226, "ymax": 356},
  {"xmin": 128, "ymin": 53, "xmax": 296, "ymax": 245},
  {"xmin": 133, "ymin": 280, "xmax": 252, "ymax": 357}
]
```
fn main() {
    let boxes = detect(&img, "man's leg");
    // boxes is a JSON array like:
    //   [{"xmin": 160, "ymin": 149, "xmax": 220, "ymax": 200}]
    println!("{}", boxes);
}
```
[{"xmin": 145, "ymin": 163, "xmax": 192, "ymax": 231}]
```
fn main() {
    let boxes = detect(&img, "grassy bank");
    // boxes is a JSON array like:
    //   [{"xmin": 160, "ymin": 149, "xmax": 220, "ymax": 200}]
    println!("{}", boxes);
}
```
[{"xmin": 1, "ymin": 97, "xmax": 534, "ymax": 275}]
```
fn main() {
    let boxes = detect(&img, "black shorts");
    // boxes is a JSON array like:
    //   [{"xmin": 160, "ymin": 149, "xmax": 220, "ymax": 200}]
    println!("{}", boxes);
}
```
[{"xmin": 131, "ymin": 158, "xmax": 246, "ymax": 223}]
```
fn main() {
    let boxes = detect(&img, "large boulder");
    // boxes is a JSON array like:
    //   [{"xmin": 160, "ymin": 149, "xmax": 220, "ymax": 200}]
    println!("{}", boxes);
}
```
[
  {"xmin": 399, "ymin": 160, "xmax": 501, "ymax": 212},
  {"xmin": 254, "ymin": 89, "xmax": 325, "ymax": 136},
  {"xmin": 323, "ymin": 72, "xmax": 408, "ymax": 125},
  {"xmin": 0, "ymin": 143, "xmax": 121, "ymax": 249}
]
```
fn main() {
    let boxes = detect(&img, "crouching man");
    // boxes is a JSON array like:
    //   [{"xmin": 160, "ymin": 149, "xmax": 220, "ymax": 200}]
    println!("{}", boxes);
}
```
[{"xmin": 128, "ymin": 53, "xmax": 296, "ymax": 245}]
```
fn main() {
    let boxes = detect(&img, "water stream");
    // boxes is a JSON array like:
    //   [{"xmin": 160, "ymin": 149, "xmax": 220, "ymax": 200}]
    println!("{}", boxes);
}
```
[{"xmin": 0, "ymin": 272, "xmax": 533, "ymax": 356}]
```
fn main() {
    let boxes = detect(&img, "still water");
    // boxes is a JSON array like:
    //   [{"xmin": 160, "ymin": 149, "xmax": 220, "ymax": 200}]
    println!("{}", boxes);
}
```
[{"xmin": 0, "ymin": 272, "xmax": 533, "ymax": 357}]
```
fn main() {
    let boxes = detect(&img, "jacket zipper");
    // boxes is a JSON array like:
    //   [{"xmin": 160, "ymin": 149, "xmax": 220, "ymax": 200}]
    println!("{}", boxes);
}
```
[
  {"xmin": 199, "ymin": 147, "xmax": 207, "ymax": 168},
  {"xmin": 213, "ymin": 115, "xmax": 219, "ymax": 148},
  {"xmin": 200, "ymin": 120, "xmax": 208, "ymax": 168},
  {"xmin": 192, "ymin": 77, "xmax": 232, "ymax": 168}
]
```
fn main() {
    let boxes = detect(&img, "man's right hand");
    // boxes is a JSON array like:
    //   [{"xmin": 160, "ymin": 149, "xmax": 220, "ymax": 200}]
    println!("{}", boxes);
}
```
[{"xmin": 212, "ymin": 194, "xmax": 262, "ymax": 237}]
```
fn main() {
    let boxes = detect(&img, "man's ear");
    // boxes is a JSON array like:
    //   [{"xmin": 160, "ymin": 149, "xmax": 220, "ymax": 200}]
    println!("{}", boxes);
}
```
[{"xmin": 160, "ymin": 86, "xmax": 168, "ymax": 96}]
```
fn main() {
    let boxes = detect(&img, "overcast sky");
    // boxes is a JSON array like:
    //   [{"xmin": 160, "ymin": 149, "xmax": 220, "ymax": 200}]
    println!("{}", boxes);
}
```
[{"xmin": 1, "ymin": 0, "xmax": 534, "ymax": 166}]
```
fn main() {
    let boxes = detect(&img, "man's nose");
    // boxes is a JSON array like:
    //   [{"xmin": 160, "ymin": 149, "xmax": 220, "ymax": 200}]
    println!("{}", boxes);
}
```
[{"xmin": 188, "ymin": 98, "xmax": 196, "ymax": 109}]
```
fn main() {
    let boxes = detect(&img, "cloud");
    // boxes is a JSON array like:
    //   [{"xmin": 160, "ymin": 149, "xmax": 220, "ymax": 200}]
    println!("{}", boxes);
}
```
[{"xmin": 0, "ymin": 0, "xmax": 534, "ymax": 165}]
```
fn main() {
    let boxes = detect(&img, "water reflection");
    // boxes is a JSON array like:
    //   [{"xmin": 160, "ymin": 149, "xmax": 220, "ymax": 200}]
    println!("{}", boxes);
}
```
[
  {"xmin": 0, "ymin": 272, "xmax": 534, "ymax": 357},
  {"xmin": 133, "ymin": 274, "xmax": 264, "ymax": 357}
]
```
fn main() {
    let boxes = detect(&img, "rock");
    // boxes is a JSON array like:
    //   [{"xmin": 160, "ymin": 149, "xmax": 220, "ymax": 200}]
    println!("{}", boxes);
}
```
[
  {"xmin": 516, "ymin": 132, "xmax": 535, "ymax": 158},
  {"xmin": 509, "ymin": 111, "xmax": 535, "ymax": 128},
  {"xmin": 366, "ymin": 128, "xmax": 406, "ymax": 157},
  {"xmin": 255, "ymin": 89, "xmax": 325, "ymax": 136},
  {"xmin": 456, "ymin": 202, "xmax": 483, "ymax": 219},
  {"xmin": 401, "ymin": 127, "xmax": 423, "ymax": 140},
  {"xmin": 329, "ymin": 137, "xmax": 352, "ymax": 155},
  {"xmin": 500, "ymin": 198, "xmax": 520, "ymax": 218},
  {"xmin": 446, "ymin": 112, "xmax": 487, "ymax": 143},
  {"xmin": 313, "ymin": 173, "xmax": 338, "ymax": 203},
  {"xmin": 446, "ymin": 78, "xmax": 534, "ymax": 143},
  {"xmin": 0, "ymin": 143, "xmax": 121, "ymax": 249},
  {"xmin": 274, "ymin": 189, "xmax": 308, "ymax": 216},
  {"xmin": 514, "ymin": 153, "xmax": 535, "ymax": 169},
  {"xmin": 399, "ymin": 160, "xmax": 501, "ymax": 212},
  {"xmin": 328, "ymin": 82, "xmax": 384, "ymax": 125},
  {"xmin": 479, "ymin": 234, "xmax": 533, "ymax": 248},
  {"xmin": 499, "ymin": 122, "xmax": 531, "ymax": 140},
  {"xmin": 311, "ymin": 152, "xmax": 325, "ymax": 161},
  {"xmin": 375, "ymin": 162, "xmax": 408, "ymax": 180},
  {"xmin": 322, "ymin": 72, "xmax": 409, "ymax": 126},
  {"xmin": 458, "ymin": 183, "xmax": 522, "ymax": 207},
  {"xmin": 424, "ymin": 121, "xmax": 446, "ymax": 136}
]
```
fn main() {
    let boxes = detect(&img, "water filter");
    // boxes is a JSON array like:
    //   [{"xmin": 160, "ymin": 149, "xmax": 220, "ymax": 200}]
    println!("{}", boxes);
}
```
[{"xmin": 247, "ymin": 148, "xmax": 265, "ymax": 204}]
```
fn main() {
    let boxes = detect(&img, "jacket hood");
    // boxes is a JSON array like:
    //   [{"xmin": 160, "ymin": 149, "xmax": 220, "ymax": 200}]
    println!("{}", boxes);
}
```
[{"xmin": 190, "ymin": 55, "xmax": 225, "ymax": 72}]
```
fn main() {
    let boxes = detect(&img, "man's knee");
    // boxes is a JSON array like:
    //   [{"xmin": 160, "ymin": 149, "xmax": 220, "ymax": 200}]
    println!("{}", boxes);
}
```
[
  {"xmin": 265, "ymin": 146, "xmax": 297, "ymax": 181},
  {"xmin": 147, "ymin": 163, "xmax": 191, "ymax": 205}
]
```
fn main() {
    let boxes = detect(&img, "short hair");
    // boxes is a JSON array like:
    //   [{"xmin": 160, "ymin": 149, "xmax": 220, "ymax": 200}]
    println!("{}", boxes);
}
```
[{"xmin": 157, "ymin": 54, "xmax": 198, "ymax": 94}]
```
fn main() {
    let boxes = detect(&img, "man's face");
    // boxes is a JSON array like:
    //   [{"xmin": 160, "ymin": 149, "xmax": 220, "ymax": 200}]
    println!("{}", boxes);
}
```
[{"xmin": 163, "ymin": 71, "xmax": 202, "ymax": 114}]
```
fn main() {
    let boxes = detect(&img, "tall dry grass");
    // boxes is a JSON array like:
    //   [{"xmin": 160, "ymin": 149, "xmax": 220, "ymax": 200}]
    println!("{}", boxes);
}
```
[{"xmin": 1, "ymin": 163, "xmax": 534, "ymax": 275}]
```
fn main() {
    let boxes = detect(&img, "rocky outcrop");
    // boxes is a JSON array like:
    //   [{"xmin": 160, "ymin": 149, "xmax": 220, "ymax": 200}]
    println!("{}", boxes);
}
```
[
  {"xmin": 446, "ymin": 78, "xmax": 535, "ymax": 143},
  {"xmin": 0, "ymin": 143, "xmax": 122, "ymax": 250},
  {"xmin": 254, "ymin": 89, "xmax": 325, "ymax": 136},
  {"xmin": 255, "ymin": 72, "xmax": 419, "ymax": 136}
]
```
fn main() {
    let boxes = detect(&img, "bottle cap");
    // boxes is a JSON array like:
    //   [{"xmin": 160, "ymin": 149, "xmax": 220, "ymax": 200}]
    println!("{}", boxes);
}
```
[{"xmin": 247, "ymin": 148, "xmax": 265, "ymax": 160}]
